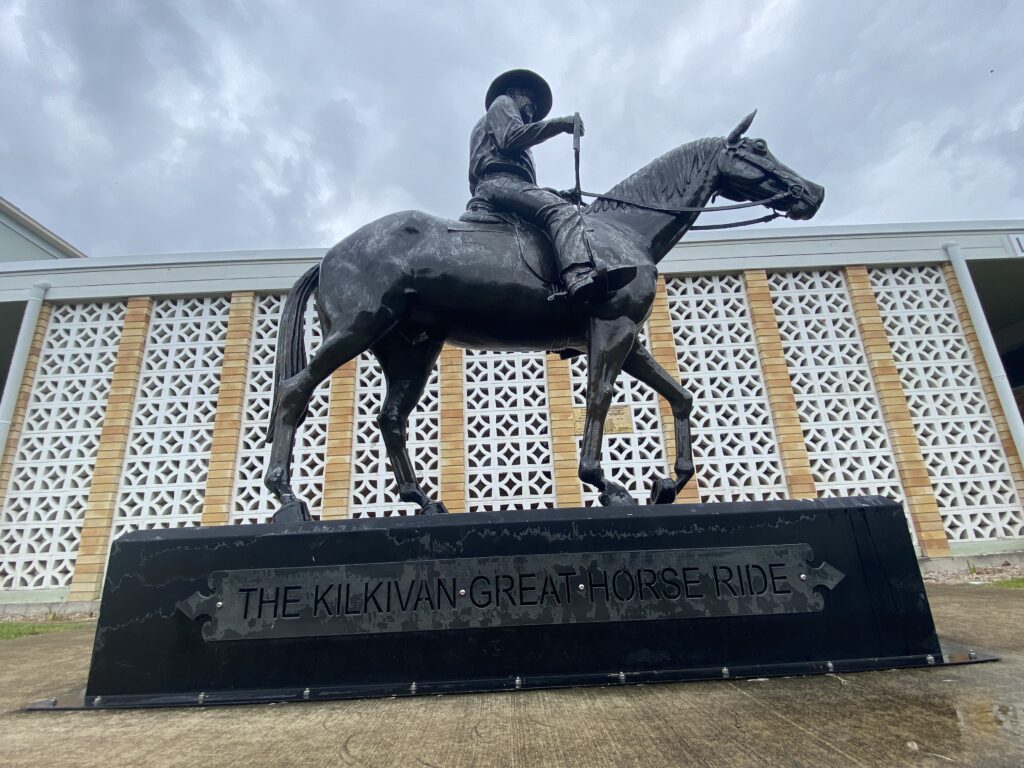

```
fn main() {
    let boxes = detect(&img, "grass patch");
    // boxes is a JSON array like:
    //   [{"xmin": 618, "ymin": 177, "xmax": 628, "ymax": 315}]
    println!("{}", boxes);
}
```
[
  {"xmin": 989, "ymin": 577, "xmax": 1024, "ymax": 589},
  {"xmin": 0, "ymin": 621, "xmax": 90, "ymax": 641}
]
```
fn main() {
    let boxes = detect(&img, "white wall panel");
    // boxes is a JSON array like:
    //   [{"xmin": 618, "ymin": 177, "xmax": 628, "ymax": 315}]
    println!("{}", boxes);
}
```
[
  {"xmin": 0, "ymin": 302, "xmax": 125, "ymax": 589},
  {"xmin": 871, "ymin": 266, "xmax": 1023, "ymax": 540},
  {"xmin": 110, "ymin": 297, "xmax": 229, "ymax": 539},
  {"xmin": 666, "ymin": 274, "xmax": 788, "ymax": 502}
]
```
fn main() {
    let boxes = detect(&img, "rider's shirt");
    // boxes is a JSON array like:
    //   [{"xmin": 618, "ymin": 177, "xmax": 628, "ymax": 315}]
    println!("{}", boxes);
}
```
[{"xmin": 468, "ymin": 95, "xmax": 564, "ymax": 194}]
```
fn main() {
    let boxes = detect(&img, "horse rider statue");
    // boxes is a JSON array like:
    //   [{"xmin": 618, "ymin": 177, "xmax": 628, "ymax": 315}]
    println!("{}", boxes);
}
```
[
  {"xmin": 466, "ymin": 69, "xmax": 635, "ymax": 302},
  {"xmin": 263, "ymin": 65, "xmax": 824, "ymax": 521}
]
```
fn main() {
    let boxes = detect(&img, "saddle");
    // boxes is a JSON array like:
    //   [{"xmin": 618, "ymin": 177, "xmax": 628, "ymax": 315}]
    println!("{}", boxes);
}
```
[
  {"xmin": 451, "ymin": 198, "xmax": 634, "ymax": 302},
  {"xmin": 450, "ymin": 200, "xmax": 562, "ymax": 294}
]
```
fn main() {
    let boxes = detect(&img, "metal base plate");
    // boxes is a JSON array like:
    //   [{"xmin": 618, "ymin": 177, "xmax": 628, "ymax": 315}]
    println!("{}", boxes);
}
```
[
  {"xmin": 26, "ymin": 638, "xmax": 997, "ymax": 711},
  {"xmin": 27, "ymin": 498, "xmax": 978, "ymax": 711}
]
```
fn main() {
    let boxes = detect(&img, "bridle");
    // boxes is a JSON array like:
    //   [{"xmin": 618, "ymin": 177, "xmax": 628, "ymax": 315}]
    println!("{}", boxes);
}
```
[{"xmin": 577, "ymin": 138, "xmax": 812, "ymax": 231}]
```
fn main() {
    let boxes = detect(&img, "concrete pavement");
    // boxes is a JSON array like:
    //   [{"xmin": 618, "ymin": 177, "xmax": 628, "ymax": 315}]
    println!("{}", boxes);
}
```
[{"xmin": 1, "ymin": 584, "xmax": 1021, "ymax": 767}]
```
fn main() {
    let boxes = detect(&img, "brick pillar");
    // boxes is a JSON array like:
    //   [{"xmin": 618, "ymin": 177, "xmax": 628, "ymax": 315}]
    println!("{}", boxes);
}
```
[
  {"xmin": 200, "ymin": 292, "xmax": 255, "ymax": 527},
  {"xmin": 546, "ymin": 354, "xmax": 584, "ymax": 507},
  {"xmin": 68, "ymin": 297, "xmax": 152, "ymax": 600},
  {"xmin": 743, "ymin": 270, "xmax": 818, "ymax": 499},
  {"xmin": 321, "ymin": 360, "xmax": 358, "ymax": 519},
  {"xmin": 845, "ymin": 267, "xmax": 950, "ymax": 556},
  {"xmin": 0, "ymin": 304, "xmax": 52, "ymax": 503},
  {"xmin": 649, "ymin": 276, "xmax": 701, "ymax": 503},
  {"xmin": 943, "ymin": 264, "xmax": 1024, "ymax": 502},
  {"xmin": 438, "ymin": 345, "xmax": 466, "ymax": 512}
]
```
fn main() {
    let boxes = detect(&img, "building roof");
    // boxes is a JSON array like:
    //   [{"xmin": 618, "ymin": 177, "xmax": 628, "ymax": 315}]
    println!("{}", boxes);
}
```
[
  {"xmin": 0, "ymin": 195, "xmax": 87, "ymax": 260},
  {"xmin": 0, "ymin": 219, "xmax": 1021, "ymax": 304}
]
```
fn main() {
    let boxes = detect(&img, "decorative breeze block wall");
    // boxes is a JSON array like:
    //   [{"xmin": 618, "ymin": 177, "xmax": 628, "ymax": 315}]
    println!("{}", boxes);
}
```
[
  {"xmin": 110, "ymin": 297, "xmax": 230, "ymax": 539},
  {"xmin": 464, "ymin": 350, "xmax": 556, "ymax": 511},
  {"xmin": 664, "ymin": 274, "xmax": 787, "ymax": 502},
  {"xmin": 231, "ymin": 295, "xmax": 330, "ymax": 524},
  {"xmin": 7, "ymin": 259, "xmax": 1024, "ymax": 598},
  {"xmin": 0, "ymin": 302, "xmax": 126, "ymax": 589},
  {"xmin": 870, "ymin": 266, "xmax": 1024, "ymax": 540},
  {"xmin": 348, "ymin": 354, "xmax": 441, "ymax": 517},
  {"xmin": 768, "ymin": 270, "xmax": 904, "ymax": 501}
]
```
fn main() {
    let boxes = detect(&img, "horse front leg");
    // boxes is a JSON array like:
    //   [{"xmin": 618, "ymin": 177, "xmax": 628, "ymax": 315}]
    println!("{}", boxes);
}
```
[
  {"xmin": 621, "ymin": 343, "xmax": 695, "ymax": 504},
  {"xmin": 579, "ymin": 318, "xmax": 639, "ymax": 506}
]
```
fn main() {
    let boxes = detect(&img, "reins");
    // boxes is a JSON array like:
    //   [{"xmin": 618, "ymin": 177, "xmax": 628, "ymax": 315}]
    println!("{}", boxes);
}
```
[
  {"xmin": 690, "ymin": 212, "xmax": 782, "ymax": 231},
  {"xmin": 579, "ymin": 188, "xmax": 789, "ymax": 214},
  {"xmin": 570, "ymin": 118, "xmax": 801, "ymax": 230},
  {"xmin": 577, "ymin": 189, "xmax": 790, "ymax": 230}
]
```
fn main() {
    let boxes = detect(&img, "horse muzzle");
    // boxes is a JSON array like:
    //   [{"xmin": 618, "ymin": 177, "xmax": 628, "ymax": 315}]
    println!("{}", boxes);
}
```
[{"xmin": 786, "ymin": 181, "xmax": 825, "ymax": 220}]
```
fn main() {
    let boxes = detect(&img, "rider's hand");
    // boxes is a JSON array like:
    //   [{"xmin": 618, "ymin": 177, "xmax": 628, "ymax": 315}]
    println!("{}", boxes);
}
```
[
  {"xmin": 554, "ymin": 115, "xmax": 583, "ymax": 136},
  {"xmin": 558, "ymin": 189, "xmax": 582, "ymax": 205}
]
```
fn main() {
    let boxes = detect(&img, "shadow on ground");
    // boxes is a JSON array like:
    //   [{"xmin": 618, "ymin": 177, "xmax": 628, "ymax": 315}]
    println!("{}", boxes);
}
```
[{"xmin": 0, "ymin": 584, "xmax": 1020, "ymax": 767}]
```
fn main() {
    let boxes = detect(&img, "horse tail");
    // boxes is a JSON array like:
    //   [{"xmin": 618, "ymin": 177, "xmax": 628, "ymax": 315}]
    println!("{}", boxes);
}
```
[{"xmin": 267, "ymin": 264, "xmax": 321, "ymax": 442}]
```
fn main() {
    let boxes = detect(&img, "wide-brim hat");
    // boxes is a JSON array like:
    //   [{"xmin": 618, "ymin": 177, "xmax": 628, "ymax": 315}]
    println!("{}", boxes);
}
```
[{"xmin": 485, "ymin": 69, "xmax": 552, "ymax": 121}]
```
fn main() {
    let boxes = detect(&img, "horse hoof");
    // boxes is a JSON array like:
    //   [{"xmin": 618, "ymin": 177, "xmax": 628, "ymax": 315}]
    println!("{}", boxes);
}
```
[
  {"xmin": 272, "ymin": 499, "xmax": 312, "ymax": 523},
  {"xmin": 649, "ymin": 477, "xmax": 677, "ymax": 505},
  {"xmin": 599, "ymin": 489, "xmax": 637, "ymax": 507},
  {"xmin": 420, "ymin": 501, "xmax": 450, "ymax": 515}
]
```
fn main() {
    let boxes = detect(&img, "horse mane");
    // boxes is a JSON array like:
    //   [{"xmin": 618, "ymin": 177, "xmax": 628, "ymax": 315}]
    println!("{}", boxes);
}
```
[{"xmin": 586, "ymin": 137, "xmax": 724, "ymax": 214}]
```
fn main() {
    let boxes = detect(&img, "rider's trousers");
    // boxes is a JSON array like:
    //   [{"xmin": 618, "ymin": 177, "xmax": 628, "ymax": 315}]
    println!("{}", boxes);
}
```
[{"xmin": 474, "ymin": 174, "xmax": 593, "ymax": 275}]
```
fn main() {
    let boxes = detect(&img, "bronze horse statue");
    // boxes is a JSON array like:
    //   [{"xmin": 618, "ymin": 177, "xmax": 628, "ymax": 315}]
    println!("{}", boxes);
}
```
[{"xmin": 265, "ymin": 112, "xmax": 824, "ymax": 520}]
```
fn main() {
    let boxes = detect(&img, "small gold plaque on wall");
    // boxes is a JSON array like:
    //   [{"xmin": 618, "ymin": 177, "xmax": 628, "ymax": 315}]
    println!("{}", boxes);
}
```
[{"xmin": 572, "ymin": 405, "xmax": 633, "ymax": 436}]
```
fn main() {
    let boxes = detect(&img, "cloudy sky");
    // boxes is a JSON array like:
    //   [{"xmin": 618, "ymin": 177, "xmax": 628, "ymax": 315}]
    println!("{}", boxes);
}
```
[{"xmin": 1, "ymin": 0, "xmax": 1022, "ymax": 257}]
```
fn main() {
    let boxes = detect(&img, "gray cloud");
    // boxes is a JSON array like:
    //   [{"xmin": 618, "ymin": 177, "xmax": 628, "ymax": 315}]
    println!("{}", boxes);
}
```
[{"xmin": 1, "ymin": 0, "xmax": 1021, "ymax": 256}]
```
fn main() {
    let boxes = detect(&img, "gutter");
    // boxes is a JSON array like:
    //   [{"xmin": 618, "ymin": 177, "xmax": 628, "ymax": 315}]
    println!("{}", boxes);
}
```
[
  {"xmin": 0, "ymin": 282, "xmax": 49, "ymax": 467},
  {"xmin": 944, "ymin": 242, "xmax": 1024, "ymax": 468}
]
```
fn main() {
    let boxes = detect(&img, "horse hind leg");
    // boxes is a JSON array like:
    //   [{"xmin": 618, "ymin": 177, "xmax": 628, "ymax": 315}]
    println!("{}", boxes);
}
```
[
  {"xmin": 372, "ymin": 331, "xmax": 447, "ymax": 515},
  {"xmin": 265, "ymin": 316, "xmax": 396, "ymax": 521}
]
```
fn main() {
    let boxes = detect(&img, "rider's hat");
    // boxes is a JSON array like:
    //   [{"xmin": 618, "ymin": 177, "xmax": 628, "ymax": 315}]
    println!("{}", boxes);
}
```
[{"xmin": 485, "ymin": 69, "xmax": 552, "ymax": 121}]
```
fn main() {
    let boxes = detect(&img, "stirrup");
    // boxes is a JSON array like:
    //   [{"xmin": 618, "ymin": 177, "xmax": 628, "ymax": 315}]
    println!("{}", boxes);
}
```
[
  {"xmin": 548, "ymin": 265, "xmax": 638, "ymax": 303},
  {"xmin": 546, "ymin": 271, "xmax": 598, "ymax": 303}
]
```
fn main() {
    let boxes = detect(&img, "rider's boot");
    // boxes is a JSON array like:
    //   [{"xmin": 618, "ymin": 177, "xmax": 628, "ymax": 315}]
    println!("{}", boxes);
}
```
[
  {"xmin": 563, "ymin": 264, "xmax": 605, "ymax": 302},
  {"xmin": 562, "ymin": 264, "xmax": 638, "ymax": 302},
  {"xmin": 605, "ymin": 264, "xmax": 638, "ymax": 291}
]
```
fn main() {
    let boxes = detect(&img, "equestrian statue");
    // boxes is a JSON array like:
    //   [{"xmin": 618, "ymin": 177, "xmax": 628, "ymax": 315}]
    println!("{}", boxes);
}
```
[{"xmin": 265, "ymin": 69, "xmax": 824, "ymax": 521}]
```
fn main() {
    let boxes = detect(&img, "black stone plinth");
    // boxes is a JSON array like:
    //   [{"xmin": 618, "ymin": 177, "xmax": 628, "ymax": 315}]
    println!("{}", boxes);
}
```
[{"xmin": 31, "ymin": 497, "xmax": 995, "ymax": 709}]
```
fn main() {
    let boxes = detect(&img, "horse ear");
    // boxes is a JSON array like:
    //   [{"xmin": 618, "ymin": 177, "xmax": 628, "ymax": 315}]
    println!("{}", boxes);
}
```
[{"xmin": 727, "ymin": 110, "xmax": 757, "ymax": 144}]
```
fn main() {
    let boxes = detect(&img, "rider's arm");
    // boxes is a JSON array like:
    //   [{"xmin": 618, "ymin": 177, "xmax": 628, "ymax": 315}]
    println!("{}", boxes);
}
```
[{"xmin": 487, "ymin": 95, "xmax": 570, "ymax": 151}]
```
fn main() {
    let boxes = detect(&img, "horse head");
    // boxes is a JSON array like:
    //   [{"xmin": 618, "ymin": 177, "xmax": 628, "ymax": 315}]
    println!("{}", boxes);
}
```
[{"xmin": 717, "ymin": 111, "xmax": 825, "ymax": 221}]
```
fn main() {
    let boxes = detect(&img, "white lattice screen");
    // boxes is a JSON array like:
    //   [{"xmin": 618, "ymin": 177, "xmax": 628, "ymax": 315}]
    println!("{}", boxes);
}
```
[
  {"xmin": 348, "ymin": 354, "xmax": 441, "ymax": 517},
  {"xmin": 231, "ymin": 295, "xmax": 330, "ymax": 524},
  {"xmin": 0, "ymin": 303, "xmax": 126, "ymax": 589},
  {"xmin": 464, "ymin": 350, "xmax": 556, "ymax": 511},
  {"xmin": 768, "ymin": 270, "xmax": 904, "ymax": 502},
  {"xmin": 12, "ymin": 264, "xmax": 1024, "ymax": 594},
  {"xmin": 871, "ymin": 266, "xmax": 1024, "ymax": 540},
  {"xmin": 110, "ymin": 297, "xmax": 230, "ymax": 539},
  {"xmin": 665, "ymin": 274, "xmax": 788, "ymax": 502},
  {"xmin": 569, "ymin": 327, "xmax": 670, "ymax": 505}
]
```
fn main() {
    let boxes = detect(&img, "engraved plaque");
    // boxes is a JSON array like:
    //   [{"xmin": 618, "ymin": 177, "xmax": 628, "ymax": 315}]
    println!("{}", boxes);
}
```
[{"xmin": 179, "ymin": 543, "xmax": 844, "ymax": 642}]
